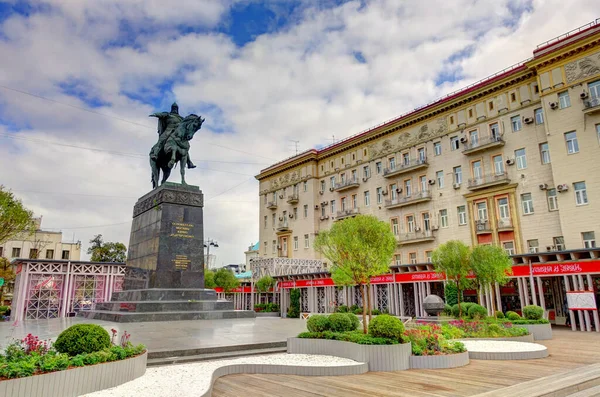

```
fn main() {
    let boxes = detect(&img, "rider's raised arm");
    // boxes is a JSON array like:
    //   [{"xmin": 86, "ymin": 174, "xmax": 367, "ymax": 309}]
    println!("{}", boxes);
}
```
[{"xmin": 149, "ymin": 112, "xmax": 169, "ymax": 118}]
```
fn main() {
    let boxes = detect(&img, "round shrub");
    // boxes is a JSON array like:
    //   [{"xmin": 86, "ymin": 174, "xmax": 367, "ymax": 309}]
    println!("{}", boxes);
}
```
[
  {"xmin": 522, "ymin": 305, "xmax": 544, "ymax": 320},
  {"xmin": 345, "ymin": 313, "xmax": 360, "ymax": 331},
  {"xmin": 451, "ymin": 304, "xmax": 460, "ymax": 317},
  {"xmin": 328, "ymin": 313, "xmax": 353, "ymax": 332},
  {"xmin": 495, "ymin": 311, "xmax": 505, "ymax": 319},
  {"xmin": 506, "ymin": 311, "xmax": 521, "ymax": 321},
  {"xmin": 468, "ymin": 304, "xmax": 488, "ymax": 319},
  {"xmin": 54, "ymin": 324, "xmax": 111, "ymax": 356},
  {"xmin": 368, "ymin": 314, "xmax": 404, "ymax": 341},
  {"xmin": 443, "ymin": 304, "xmax": 452, "ymax": 316},
  {"xmin": 452, "ymin": 302, "xmax": 474, "ymax": 318},
  {"xmin": 306, "ymin": 315, "xmax": 331, "ymax": 332}
]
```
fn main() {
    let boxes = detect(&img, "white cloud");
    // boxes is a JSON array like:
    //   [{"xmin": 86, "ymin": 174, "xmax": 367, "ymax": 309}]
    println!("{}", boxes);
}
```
[{"xmin": 0, "ymin": 0, "xmax": 597, "ymax": 266}]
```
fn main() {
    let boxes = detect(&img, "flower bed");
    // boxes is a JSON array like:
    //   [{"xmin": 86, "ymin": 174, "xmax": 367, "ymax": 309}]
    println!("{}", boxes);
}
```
[
  {"xmin": 253, "ymin": 303, "xmax": 280, "ymax": 313},
  {"xmin": 439, "ymin": 319, "xmax": 530, "ymax": 339}
]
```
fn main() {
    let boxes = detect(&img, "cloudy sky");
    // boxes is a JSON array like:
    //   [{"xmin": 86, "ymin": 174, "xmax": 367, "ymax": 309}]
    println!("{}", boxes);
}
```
[{"xmin": 0, "ymin": 0, "xmax": 597, "ymax": 266}]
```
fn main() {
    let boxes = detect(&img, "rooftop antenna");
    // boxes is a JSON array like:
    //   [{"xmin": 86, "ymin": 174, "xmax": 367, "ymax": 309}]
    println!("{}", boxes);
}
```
[
  {"xmin": 331, "ymin": 135, "xmax": 336, "ymax": 144},
  {"xmin": 290, "ymin": 140, "xmax": 300, "ymax": 155}
]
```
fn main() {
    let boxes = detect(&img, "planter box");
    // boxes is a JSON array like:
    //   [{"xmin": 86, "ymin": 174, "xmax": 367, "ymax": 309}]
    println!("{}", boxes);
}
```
[
  {"xmin": 518, "ymin": 323, "xmax": 552, "ymax": 340},
  {"xmin": 287, "ymin": 337, "xmax": 411, "ymax": 371},
  {"xmin": 255, "ymin": 312, "xmax": 280, "ymax": 317},
  {"xmin": 461, "ymin": 334, "xmax": 535, "ymax": 343},
  {"xmin": 409, "ymin": 351, "xmax": 470, "ymax": 369},
  {"xmin": 0, "ymin": 351, "xmax": 147, "ymax": 397}
]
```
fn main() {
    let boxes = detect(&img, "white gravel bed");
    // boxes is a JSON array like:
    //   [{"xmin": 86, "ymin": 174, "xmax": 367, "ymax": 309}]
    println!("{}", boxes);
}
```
[
  {"xmin": 82, "ymin": 353, "xmax": 361, "ymax": 397},
  {"xmin": 460, "ymin": 340, "xmax": 547, "ymax": 353}
]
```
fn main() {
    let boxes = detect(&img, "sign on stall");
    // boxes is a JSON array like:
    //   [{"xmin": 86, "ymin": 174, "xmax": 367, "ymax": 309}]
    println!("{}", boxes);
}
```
[{"xmin": 566, "ymin": 291, "xmax": 598, "ymax": 311}]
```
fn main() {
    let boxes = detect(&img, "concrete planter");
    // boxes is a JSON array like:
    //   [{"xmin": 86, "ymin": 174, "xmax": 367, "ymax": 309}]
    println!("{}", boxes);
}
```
[
  {"xmin": 409, "ymin": 351, "xmax": 470, "ymax": 369},
  {"xmin": 287, "ymin": 337, "xmax": 411, "ymax": 371},
  {"xmin": 462, "ymin": 334, "xmax": 535, "ymax": 343},
  {"xmin": 518, "ymin": 323, "xmax": 552, "ymax": 340},
  {"xmin": 255, "ymin": 312, "xmax": 280, "ymax": 317},
  {"xmin": 0, "ymin": 351, "xmax": 147, "ymax": 397}
]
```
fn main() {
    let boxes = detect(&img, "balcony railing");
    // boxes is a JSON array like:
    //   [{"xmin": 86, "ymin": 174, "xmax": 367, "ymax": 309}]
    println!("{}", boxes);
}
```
[
  {"xmin": 468, "ymin": 172, "xmax": 510, "ymax": 190},
  {"xmin": 462, "ymin": 135, "xmax": 504, "ymax": 155},
  {"xmin": 497, "ymin": 218, "xmax": 514, "ymax": 230},
  {"xmin": 336, "ymin": 207, "xmax": 360, "ymax": 220},
  {"xmin": 583, "ymin": 97, "xmax": 600, "ymax": 114},
  {"xmin": 396, "ymin": 230, "xmax": 435, "ymax": 245},
  {"xmin": 267, "ymin": 201, "xmax": 278, "ymax": 210},
  {"xmin": 385, "ymin": 190, "xmax": 432, "ymax": 209},
  {"xmin": 334, "ymin": 178, "xmax": 360, "ymax": 192},
  {"xmin": 383, "ymin": 158, "xmax": 428, "ymax": 177},
  {"xmin": 475, "ymin": 220, "xmax": 492, "ymax": 233},
  {"xmin": 277, "ymin": 220, "xmax": 290, "ymax": 232},
  {"xmin": 286, "ymin": 194, "xmax": 299, "ymax": 204}
]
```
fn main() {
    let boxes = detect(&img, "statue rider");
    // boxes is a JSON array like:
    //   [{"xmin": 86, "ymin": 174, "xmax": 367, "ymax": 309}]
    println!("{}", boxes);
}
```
[{"xmin": 150, "ymin": 102, "xmax": 196, "ymax": 169}]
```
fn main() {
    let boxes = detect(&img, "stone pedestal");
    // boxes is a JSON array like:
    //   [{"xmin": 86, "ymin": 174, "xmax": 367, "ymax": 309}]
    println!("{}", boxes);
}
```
[{"xmin": 127, "ymin": 182, "xmax": 205, "ymax": 289}]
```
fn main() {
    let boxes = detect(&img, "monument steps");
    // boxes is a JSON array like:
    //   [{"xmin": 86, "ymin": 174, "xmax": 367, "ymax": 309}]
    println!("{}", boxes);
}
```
[
  {"xmin": 94, "ymin": 300, "xmax": 233, "ymax": 313},
  {"xmin": 111, "ymin": 288, "xmax": 218, "ymax": 302},
  {"xmin": 80, "ymin": 309, "xmax": 255, "ymax": 323},
  {"xmin": 146, "ymin": 347, "xmax": 287, "ymax": 367}
]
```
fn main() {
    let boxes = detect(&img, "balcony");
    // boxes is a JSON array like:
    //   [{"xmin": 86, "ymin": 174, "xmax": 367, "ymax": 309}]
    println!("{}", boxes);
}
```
[
  {"xmin": 467, "ymin": 172, "xmax": 510, "ymax": 191},
  {"xmin": 396, "ymin": 230, "xmax": 435, "ymax": 245},
  {"xmin": 286, "ymin": 194, "xmax": 299, "ymax": 204},
  {"xmin": 277, "ymin": 220, "xmax": 290, "ymax": 232},
  {"xmin": 383, "ymin": 158, "xmax": 428, "ymax": 178},
  {"xmin": 462, "ymin": 135, "xmax": 505, "ymax": 155},
  {"xmin": 475, "ymin": 220, "xmax": 492, "ymax": 234},
  {"xmin": 497, "ymin": 218, "xmax": 514, "ymax": 231},
  {"xmin": 334, "ymin": 178, "xmax": 360, "ymax": 192},
  {"xmin": 385, "ymin": 190, "xmax": 432, "ymax": 209},
  {"xmin": 267, "ymin": 201, "xmax": 278, "ymax": 210},
  {"xmin": 583, "ymin": 97, "xmax": 600, "ymax": 114},
  {"xmin": 335, "ymin": 207, "xmax": 360, "ymax": 220}
]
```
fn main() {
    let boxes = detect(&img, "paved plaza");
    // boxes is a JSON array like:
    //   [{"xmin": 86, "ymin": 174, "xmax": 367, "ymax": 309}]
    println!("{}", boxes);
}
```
[{"xmin": 0, "ymin": 317, "xmax": 307, "ymax": 354}]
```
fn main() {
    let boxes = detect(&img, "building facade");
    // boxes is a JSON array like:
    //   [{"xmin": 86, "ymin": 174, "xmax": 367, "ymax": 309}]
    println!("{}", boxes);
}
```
[{"xmin": 256, "ymin": 20, "xmax": 600, "ymax": 264}]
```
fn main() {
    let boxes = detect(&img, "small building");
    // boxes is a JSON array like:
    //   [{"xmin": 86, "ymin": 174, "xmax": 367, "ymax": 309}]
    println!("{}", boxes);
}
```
[{"xmin": 244, "ymin": 242, "xmax": 259, "ymax": 270}]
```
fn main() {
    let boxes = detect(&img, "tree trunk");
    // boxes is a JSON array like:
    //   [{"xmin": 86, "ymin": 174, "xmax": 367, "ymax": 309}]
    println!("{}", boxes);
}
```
[
  {"xmin": 359, "ymin": 284, "xmax": 367, "ymax": 334},
  {"xmin": 489, "ymin": 283, "xmax": 496, "ymax": 316},
  {"xmin": 366, "ymin": 284, "xmax": 372, "ymax": 323},
  {"xmin": 456, "ymin": 279, "xmax": 462, "ymax": 317}
]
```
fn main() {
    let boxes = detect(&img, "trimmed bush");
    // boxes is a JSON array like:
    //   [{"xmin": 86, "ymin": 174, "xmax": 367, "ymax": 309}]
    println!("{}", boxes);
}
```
[
  {"xmin": 368, "ymin": 314, "xmax": 404, "ymax": 341},
  {"xmin": 306, "ymin": 315, "xmax": 331, "ymax": 332},
  {"xmin": 522, "ymin": 305, "xmax": 544, "ymax": 320},
  {"xmin": 371, "ymin": 309, "xmax": 381, "ymax": 315},
  {"xmin": 495, "ymin": 311, "xmax": 505, "ymax": 319},
  {"xmin": 353, "ymin": 307, "xmax": 363, "ymax": 315},
  {"xmin": 452, "ymin": 302, "xmax": 474, "ymax": 317},
  {"xmin": 443, "ymin": 304, "xmax": 452, "ymax": 316},
  {"xmin": 298, "ymin": 331, "xmax": 398, "ymax": 345},
  {"xmin": 336, "ymin": 305, "xmax": 349, "ymax": 313},
  {"xmin": 54, "ymin": 324, "xmax": 111, "ymax": 356},
  {"xmin": 468, "ymin": 304, "xmax": 488, "ymax": 319},
  {"xmin": 506, "ymin": 311, "xmax": 521, "ymax": 321},
  {"xmin": 328, "ymin": 313, "xmax": 353, "ymax": 332},
  {"xmin": 511, "ymin": 318, "xmax": 550, "ymax": 325},
  {"xmin": 345, "ymin": 313, "xmax": 360, "ymax": 331}
]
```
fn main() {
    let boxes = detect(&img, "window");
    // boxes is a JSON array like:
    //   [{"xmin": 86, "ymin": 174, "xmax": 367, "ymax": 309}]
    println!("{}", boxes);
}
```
[
  {"xmin": 264, "ymin": 195, "xmax": 267, "ymax": 205},
  {"xmin": 45, "ymin": 249, "xmax": 54, "ymax": 259},
  {"xmin": 515, "ymin": 148, "xmax": 527, "ymax": 169},
  {"xmin": 330, "ymin": 176, "xmax": 335, "ymax": 189},
  {"xmin": 351, "ymin": 194, "xmax": 357, "ymax": 209},
  {"xmin": 331, "ymin": 200, "xmax": 336, "ymax": 213},
  {"xmin": 303, "ymin": 181, "xmax": 307, "ymax": 192},
  {"xmin": 565, "ymin": 131, "xmax": 579, "ymax": 154},
  {"xmin": 590, "ymin": 79, "xmax": 600, "ymax": 98},
  {"xmin": 363, "ymin": 148, "xmax": 368, "ymax": 157},
  {"xmin": 29, "ymin": 248, "xmax": 38, "ymax": 259},
  {"xmin": 389, "ymin": 157, "xmax": 396, "ymax": 170},
  {"xmin": 394, "ymin": 254, "xmax": 402, "ymax": 266},
  {"xmin": 293, "ymin": 236, "xmax": 298, "ymax": 251},
  {"xmin": 320, "ymin": 180, "xmax": 325, "ymax": 192},
  {"xmin": 340, "ymin": 173, "xmax": 346, "ymax": 183},
  {"xmin": 341, "ymin": 157, "xmax": 344, "ymax": 165},
  {"xmin": 574, "ymin": 181, "xmax": 588, "ymax": 205},
  {"xmin": 407, "ymin": 215, "xmax": 415, "ymax": 233},
  {"xmin": 351, "ymin": 169, "xmax": 357, "ymax": 181},
  {"xmin": 12, "ymin": 247, "xmax": 20, "ymax": 258},
  {"xmin": 436, "ymin": 170, "xmax": 444, "ymax": 188},
  {"xmin": 450, "ymin": 136, "xmax": 460, "ymax": 151},
  {"xmin": 364, "ymin": 191, "xmax": 370, "ymax": 207},
  {"xmin": 272, "ymin": 192, "xmax": 277, "ymax": 202},
  {"xmin": 62, "ymin": 250, "xmax": 70, "ymax": 260},
  {"xmin": 454, "ymin": 165, "xmax": 462, "ymax": 184},
  {"xmin": 404, "ymin": 179, "xmax": 411, "ymax": 197},
  {"xmin": 264, "ymin": 242, "xmax": 268, "ymax": 255},
  {"xmin": 493, "ymin": 155, "xmax": 504, "ymax": 175},
  {"xmin": 418, "ymin": 147, "xmax": 426, "ymax": 162},
  {"xmin": 303, "ymin": 205, "xmax": 308, "ymax": 218},
  {"xmin": 472, "ymin": 160, "xmax": 483, "ymax": 180},
  {"xmin": 422, "ymin": 212, "xmax": 430, "ymax": 231},
  {"xmin": 434, "ymin": 142, "xmax": 442, "ymax": 156},
  {"xmin": 264, "ymin": 216, "xmax": 267, "ymax": 228},
  {"xmin": 439, "ymin": 209, "xmax": 448, "ymax": 228},
  {"xmin": 477, "ymin": 201, "xmax": 488, "ymax": 220},
  {"xmin": 558, "ymin": 91, "xmax": 571, "ymax": 108},
  {"xmin": 521, "ymin": 193, "xmax": 534, "ymax": 214},
  {"xmin": 540, "ymin": 143, "xmax": 551, "ymax": 164},
  {"xmin": 321, "ymin": 206, "xmax": 325, "ymax": 217},
  {"xmin": 511, "ymin": 92, "xmax": 516, "ymax": 102},
  {"xmin": 490, "ymin": 123, "xmax": 500, "ymax": 139},
  {"xmin": 391, "ymin": 218, "xmax": 399, "ymax": 235},
  {"xmin": 498, "ymin": 197, "xmax": 510, "ymax": 220},
  {"xmin": 409, "ymin": 252, "xmax": 417, "ymax": 264},
  {"xmin": 376, "ymin": 162, "xmax": 382, "ymax": 174},
  {"xmin": 376, "ymin": 187, "xmax": 383, "ymax": 204},
  {"xmin": 489, "ymin": 101, "xmax": 494, "ymax": 111},
  {"xmin": 528, "ymin": 240, "xmax": 539, "ymax": 253},
  {"xmin": 283, "ymin": 187, "xmax": 287, "ymax": 197},
  {"xmin": 426, "ymin": 251, "xmax": 433, "ymax": 263},
  {"xmin": 457, "ymin": 206, "xmax": 467, "ymax": 225},
  {"xmin": 341, "ymin": 197, "xmax": 347, "ymax": 211},
  {"xmin": 511, "ymin": 115, "xmax": 522, "ymax": 132},
  {"xmin": 535, "ymin": 108, "xmax": 544, "ymax": 124},
  {"xmin": 272, "ymin": 213, "xmax": 276, "ymax": 226},
  {"xmin": 272, "ymin": 240, "xmax": 276, "ymax": 254},
  {"xmin": 547, "ymin": 189, "xmax": 558, "ymax": 211},
  {"xmin": 390, "ymin": 183, "xmax": 398, "ymax": 200},
  {"xmin": 468, "ymin": 109, "xmax": 473, "ymax": 118},
  {"xmin": 582, "ymin": 232, "xmax": 596, "ymax": 248},
  {"xmin": 597, "ymin": 124, "xmax": 600, "ymax": 144},
  {"xmin": 402, "ymin": 153, "xmax": 410, "ymax": 165},
  {"xmin": 450, "ymin": 116, "xmax": 454, "ymax": 124},
  {"xmin": 304, "ymin": 234, "xmax": 310, "ymax": 249},
  {"xmin": 554, "ymin": 236, "xmax": 565, "ymax": 251},
  {"xmin": 363, "ymin": 165, "xmax": 370, "ymax": 178},
  {"xmin": 469, "ymin": 130, "xmax": 479, "ymax": 146},
  {"xmin": 503, "ymin": 241, "xmax": 515, "ymax": 256},
  {"xmin": 293, "ymin": 207, "xmax": 298, "ymax": 219},
  {"xmin": 419, "ymin": 176, "xmax": 427, "ymax": 192}
]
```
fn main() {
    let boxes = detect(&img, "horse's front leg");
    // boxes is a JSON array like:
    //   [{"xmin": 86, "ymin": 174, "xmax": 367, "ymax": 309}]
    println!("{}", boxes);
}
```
[
  {"xmin": 180, "ymin": 152, "xmax": 188, "ymax": 185},
  {"xmin": 167, "ymin": 147, "xmax": 177, "ymax": 169}
]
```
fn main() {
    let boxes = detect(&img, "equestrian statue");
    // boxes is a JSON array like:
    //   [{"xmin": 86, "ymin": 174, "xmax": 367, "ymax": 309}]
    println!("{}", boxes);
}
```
[{"xmin": 149, "ymin": 102, "xmax": 205, "ymax": 189}]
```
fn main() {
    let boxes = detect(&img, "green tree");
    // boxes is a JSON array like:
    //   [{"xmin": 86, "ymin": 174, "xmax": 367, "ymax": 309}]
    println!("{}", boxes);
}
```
[
  {"xmin": 287, "ymin": 288, "xmax": 300, "ymax": 318},
  {"xmin": 213, "ymin": 268, "xmax": 240, "ymax": 292},
  {"xmin": 87, "ymin": 234, "xmax": 127, "ymax": 262},
  {"xmin": 444, "ymin": 282, "xmax": 462, "ymax": 306},
  {"xmin": 255, "ymin": 275, "xmax": 275, "ymax": 293},
  {"xmin": 470, "ymin": 244, "xmax": 513, "ymax": 314},
  {"xmin": 0, "ymin": 257, "xmax": 15, "ymax": 304},
  {"xmin": 204, "ymin": 269, "xmax": 216, "ymax": 289},
  {"xmin": 314, "ymin": 215, "xmax": 396, "ymax": 333},
  {"xmin": 431, "ymin": 240, "xmax": 472, "ymax": 317},
  {"xmin": 0, "ymin": 186, "xmax": 35, "ymax": 245}
]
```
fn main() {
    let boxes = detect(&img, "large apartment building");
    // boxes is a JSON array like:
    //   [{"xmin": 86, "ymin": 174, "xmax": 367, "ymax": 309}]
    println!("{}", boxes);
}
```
[{"xmin": 256, "ymin": 20, "xmax": 600, "ymax": 266}]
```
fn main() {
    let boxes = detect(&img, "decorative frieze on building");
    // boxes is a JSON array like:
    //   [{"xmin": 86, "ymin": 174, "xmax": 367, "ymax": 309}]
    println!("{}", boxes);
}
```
[{"xmin": 565, "ymin": 50, "xmax": 600, "ymax": 83}]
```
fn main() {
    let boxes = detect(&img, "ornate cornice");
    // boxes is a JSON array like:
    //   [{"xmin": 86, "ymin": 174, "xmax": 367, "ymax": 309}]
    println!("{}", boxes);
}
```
[{"xmin": 133, "ymin": 184, "xmax": 203, "ymax": 217}]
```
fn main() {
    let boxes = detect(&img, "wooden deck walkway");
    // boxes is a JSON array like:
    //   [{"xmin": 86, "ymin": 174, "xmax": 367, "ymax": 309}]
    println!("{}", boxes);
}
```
[{"xmin": 212, "ymin": 328, "xmax": 600, "ymax": 397}]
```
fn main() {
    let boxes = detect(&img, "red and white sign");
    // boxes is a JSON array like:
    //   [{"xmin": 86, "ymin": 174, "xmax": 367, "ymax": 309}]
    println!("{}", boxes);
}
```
[
  {"xmin": 511, "ymin": 261, "xmax": 600, "ymax": 277},
  {"xmin": 566, "ymin": 291, "xmax": 598, "ymax": 310}
]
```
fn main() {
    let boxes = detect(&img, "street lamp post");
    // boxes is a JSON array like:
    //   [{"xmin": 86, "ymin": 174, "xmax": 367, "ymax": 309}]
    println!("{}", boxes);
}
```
[{"xmin": 203, "ymin": 239, "xmax": 219, "ymax": 269}]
